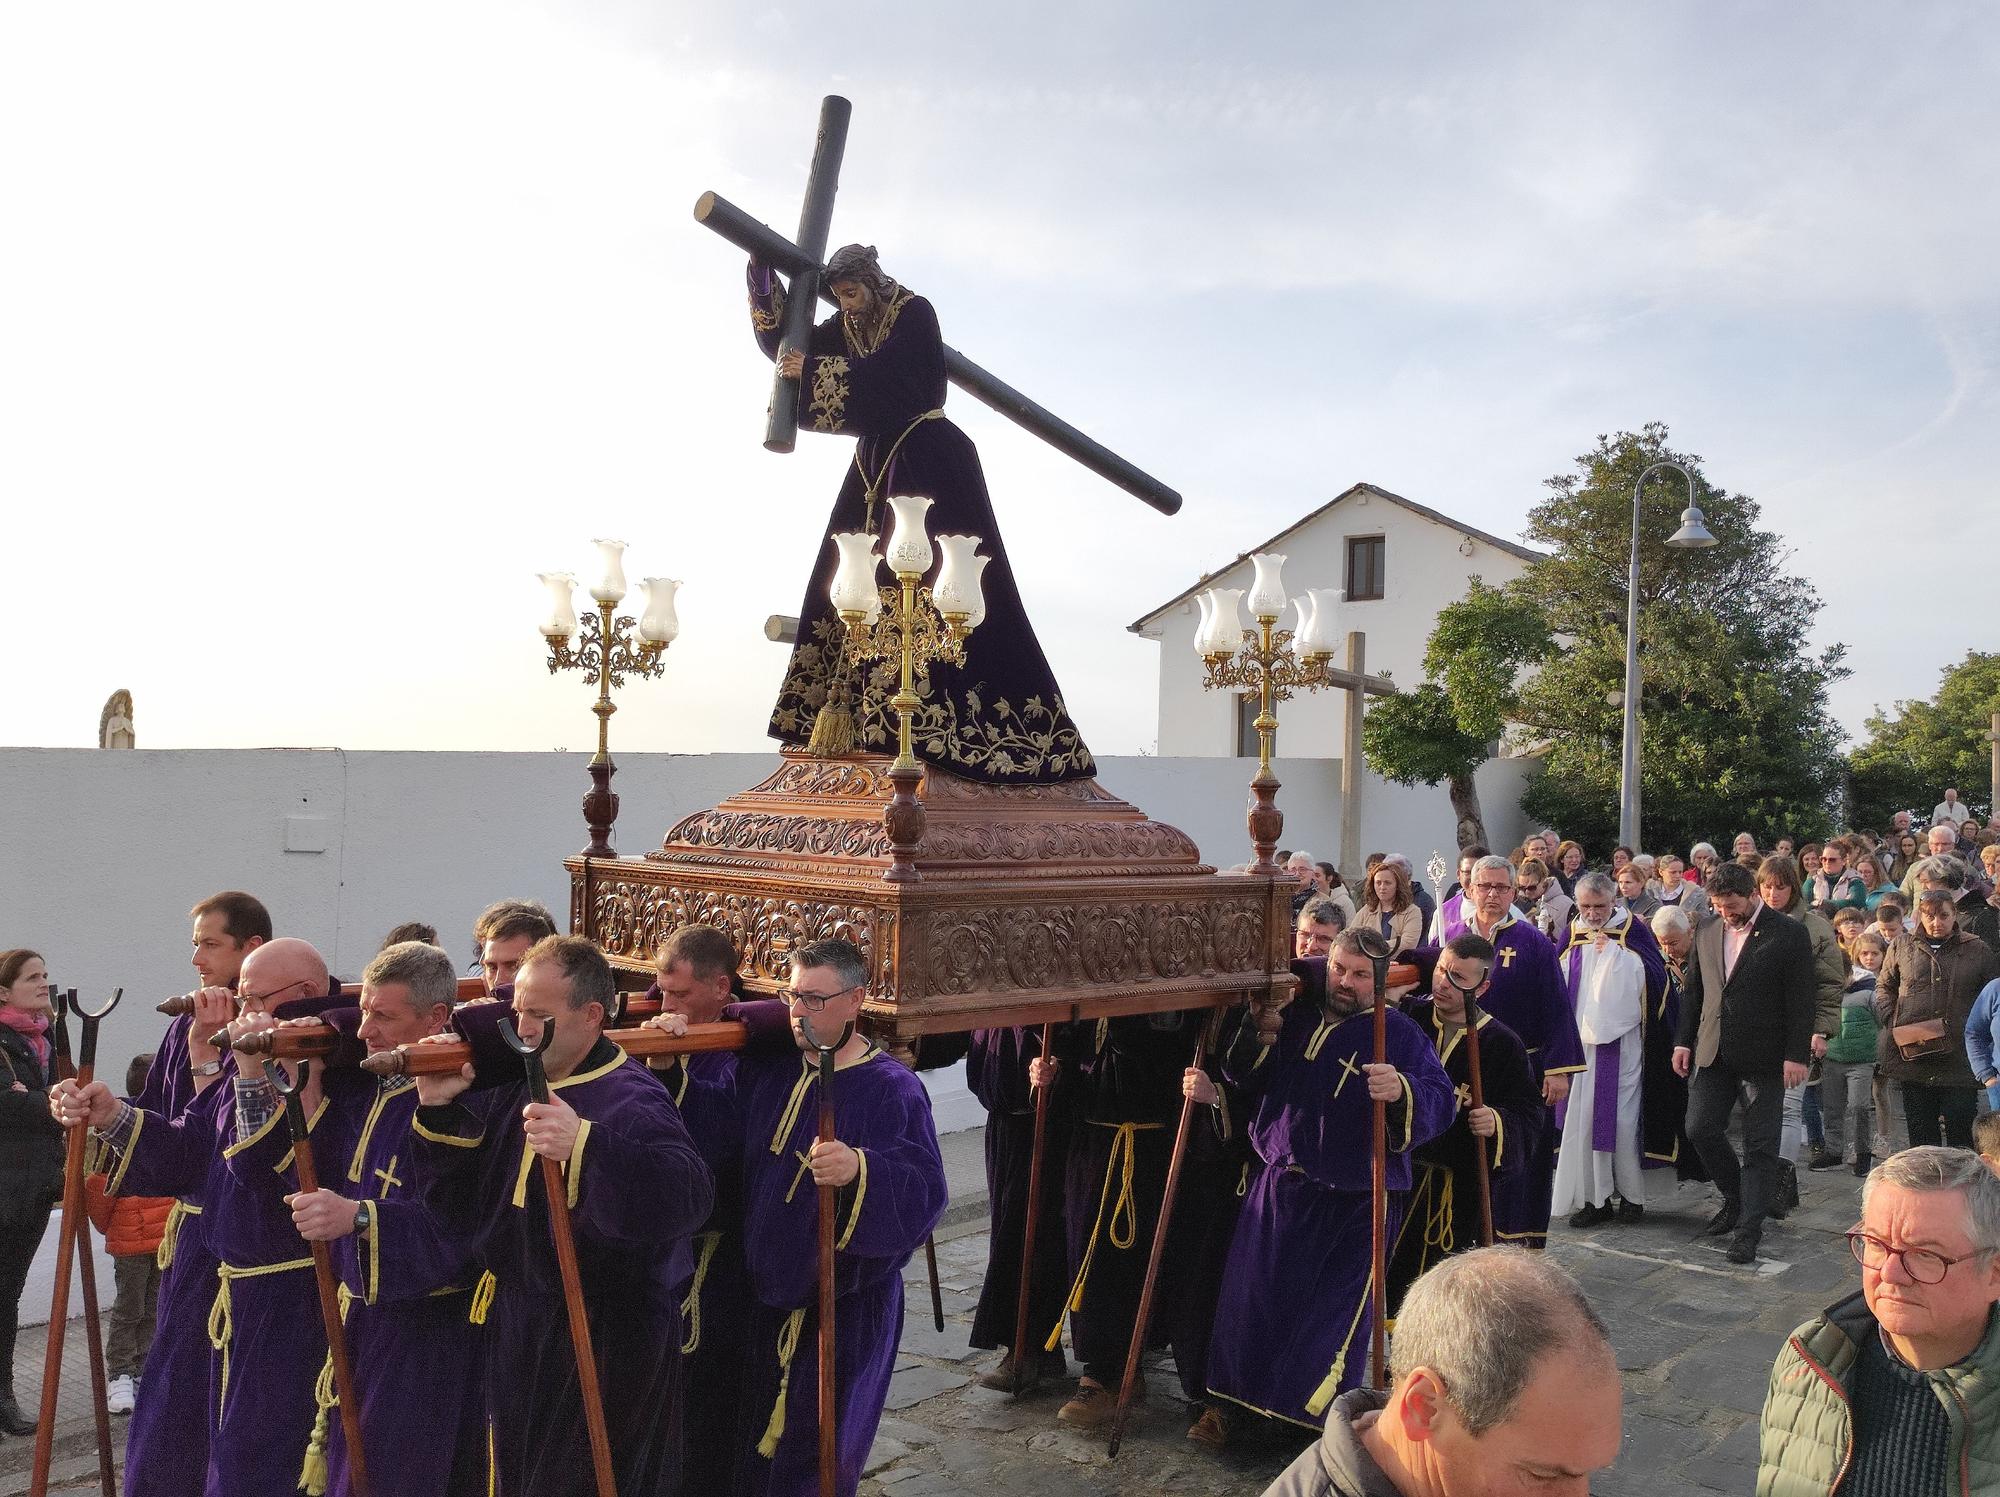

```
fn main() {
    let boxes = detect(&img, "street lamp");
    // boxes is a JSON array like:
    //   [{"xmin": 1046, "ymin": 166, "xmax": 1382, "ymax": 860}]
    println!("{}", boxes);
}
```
[
  {"xmin": 1618, "ymin": 462, "xmax": 1716, "ymax": 848},
  {"xmin": 538, "ymin": 541, "xmax": 678, "ymax": 858}
]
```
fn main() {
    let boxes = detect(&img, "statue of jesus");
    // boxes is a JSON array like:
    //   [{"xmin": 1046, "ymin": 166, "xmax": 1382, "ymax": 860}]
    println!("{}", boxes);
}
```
[{"xmin": 750, "ymin": 244, "xmax": 1095, "ymax": 784}]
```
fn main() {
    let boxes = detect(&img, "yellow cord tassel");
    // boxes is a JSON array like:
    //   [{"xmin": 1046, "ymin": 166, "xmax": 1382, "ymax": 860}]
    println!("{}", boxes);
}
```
[
  {"xmin": 756, "ymin": 1308, "xmax": 808, "ymax": 1458},
  {"xmin": 299, "ymin": 1351, "xmax": 338, "ymax": 1496},
  {"xmin": 807, "ymin": 699, "xmax": 856, "ymax": 757}
]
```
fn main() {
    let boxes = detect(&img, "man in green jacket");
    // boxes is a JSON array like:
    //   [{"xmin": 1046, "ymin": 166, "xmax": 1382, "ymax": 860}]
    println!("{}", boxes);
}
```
[{"xmin": 1759, "ymin": 1146, "xmax": 2000, "ymax": 1496}]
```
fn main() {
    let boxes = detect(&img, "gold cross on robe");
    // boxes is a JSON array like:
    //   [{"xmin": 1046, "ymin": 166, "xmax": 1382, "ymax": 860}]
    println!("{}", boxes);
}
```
[
  {"xmin": 1334, "ymin": 1053, "xmax": 1364, "ymax": 1097},
  {"xmin": 373, "ymin": 1156, "xmax": 404, "ymax": 1198}
]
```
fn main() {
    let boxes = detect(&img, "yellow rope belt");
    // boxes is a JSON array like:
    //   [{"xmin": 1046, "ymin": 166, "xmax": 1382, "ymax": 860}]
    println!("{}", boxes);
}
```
[
  {"xmin": 157, "ymin": 1200, "xmax": 202, "ymax": 1271},
  {"xmin": 854, "ymin": 409, "xmax": 946, "ymax": 531},
  {"xmin": 1303, "ymin": 1270, "xmax": 1376, "ymax": 1420},
  {"xmin": 756, "ymin": 1307, "xmax": 809, "ymax": 1458},
  {"xmin": 207, "ymin": 1257, "xmax": 313, "ymax": 1417},
  {"xmin": 1044, "ymin": 1121, "xmax": 1162, "ymax": 1353},
  {"xmin": 681, "ymin": 1231, "xmax": 723, "ymax": 1355}
]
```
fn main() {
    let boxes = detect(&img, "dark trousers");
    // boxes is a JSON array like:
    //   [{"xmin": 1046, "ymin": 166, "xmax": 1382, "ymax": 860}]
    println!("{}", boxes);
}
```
[
  {"xmin": 0, "ymin": 1211, "xmax": 54, "ymax": 1389},
  {"xmin": 106, "ymin": 1251, "xmax": 160, "ymax": 1380},
  {"xmin": 1685, "ymin": 1062, "xmax": 1785, "ymax": 1227},
  {"xmin": 1902, "ymin": 1081, "xmax": 1979, "ymax": 1149}
]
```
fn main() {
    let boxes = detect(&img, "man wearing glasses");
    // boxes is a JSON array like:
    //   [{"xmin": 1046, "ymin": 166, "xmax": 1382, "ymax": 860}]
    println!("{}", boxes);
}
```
[
  {"xmin": 1759, "ymin": 1146, "xmax": 2000, "ymax": 1494},
  {"xmin": 727, "ymin": 938, "xmax": 948, "ymax": 1496}
]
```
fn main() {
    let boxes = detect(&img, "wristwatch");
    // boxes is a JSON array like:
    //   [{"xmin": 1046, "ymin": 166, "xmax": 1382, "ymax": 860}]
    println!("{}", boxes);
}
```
[
  {"xmin": 190, "ymin": 1059, "xmax": 223, "ymax": 1078},
  {"xmin": 354, "ymin": 1201, "xmax": 374, "ymax": 1235}
]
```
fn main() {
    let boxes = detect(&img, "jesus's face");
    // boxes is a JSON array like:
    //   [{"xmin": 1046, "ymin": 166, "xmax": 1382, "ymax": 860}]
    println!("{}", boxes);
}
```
[{"xmin": 830, "ymin": 279, "xmax": 872, "ymax": 316}]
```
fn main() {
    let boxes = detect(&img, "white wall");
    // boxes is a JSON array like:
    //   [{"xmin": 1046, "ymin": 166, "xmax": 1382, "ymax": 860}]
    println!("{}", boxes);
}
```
[{"xmin": 1138, "ymin": 488, "xmax": 1529, "ymax": 757}]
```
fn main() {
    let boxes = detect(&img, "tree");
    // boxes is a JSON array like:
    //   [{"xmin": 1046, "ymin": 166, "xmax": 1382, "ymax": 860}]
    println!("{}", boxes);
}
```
[
  {"xmin": 1364, "ymin": 424, "xmax": 1847, "ymax": 856},
  {"xmin": 1363, "ymin": 580, "xmax": 1551, "ymax": 847},
  {"xmin": 1848, "ymin": 651, "xmax": 2000, "ymax": 827}
]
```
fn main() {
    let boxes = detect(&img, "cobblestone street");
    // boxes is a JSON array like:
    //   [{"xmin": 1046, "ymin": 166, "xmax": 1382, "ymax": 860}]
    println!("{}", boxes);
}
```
[{"xmin": 864, "ymin": 1160, "xmax": 1874, "ymax": 1497}]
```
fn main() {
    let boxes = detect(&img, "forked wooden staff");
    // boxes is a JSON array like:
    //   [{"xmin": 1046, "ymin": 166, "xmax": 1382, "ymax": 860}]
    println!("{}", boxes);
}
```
[
  {"xmin": 500, "ymin": 1019, "xmax": 618, "ymax": 1497},
  {"xmin": 1105, "ymin": 1006, "xmax": 1224, "ymax": 1459},
  {"xmin": 266, "ymin": 1058, "xmax": 371, "ymax": 1497},
  {"xmin": 1009, "ymin": 1022, "xmax": 1057, "ymax": 1396},
  {"xmin": 31, "ymin": 987, "xmax": 121, "ymax": 1497},
  {"xmin": 798, "ymin": 1012, "xmax": 848, "ymax": 1497},
  {"xmin": 1443, "ymin": 962, "xmax": 1497, "ymax": 1248},
  {"xmin": 1353, "ymin": 929, "xmax": 1393, "ymax": 1391}
]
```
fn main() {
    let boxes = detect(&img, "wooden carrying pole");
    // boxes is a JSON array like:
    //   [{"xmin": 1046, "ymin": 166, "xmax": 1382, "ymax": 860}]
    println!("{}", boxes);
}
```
[
  {"xmin": 267, "ymin": 1060, "xmax": 371, "ymax": 1497},
  {"xmin": 1009, "ymin": 1022, "xmax": 1056, "ymax": 1394},
  {"xmin": 1354, "ymin": 937, "xmax": 1392, "ymax": 1392},
  {"xmin": 31, "ymin": 988, "xmax": 120, "ymax": 1497},
  {"xmin": 500, "ymin": 1020, "xmax": 618, "ymax": 1497},
  {"xmin": 764, "ymin": 96, "xmax": 851, "ymax": 452},
  {"xmin": 800, "ymin": 1014, "xmax": 846, "ymax": 1497},
  {"xmin": 1463, "ymin": 1005, "xmax": 1496, "ymax": 1248},
  {"xmin": 1106, "ymin": 1007, "xmax": 1222, "ymax": 1459}
]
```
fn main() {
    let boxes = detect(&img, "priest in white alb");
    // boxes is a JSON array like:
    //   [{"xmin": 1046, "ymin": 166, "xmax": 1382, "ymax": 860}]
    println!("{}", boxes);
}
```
[{"xmin": 1553, "ymin": 872, "xmax": 1649, "ymax": 1228}]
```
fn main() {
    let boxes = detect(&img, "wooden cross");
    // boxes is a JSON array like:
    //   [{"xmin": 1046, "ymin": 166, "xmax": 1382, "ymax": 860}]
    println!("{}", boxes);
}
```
[{"xmin": 693, "ymin": 95, "xmax": 1181, "ymax": 515}]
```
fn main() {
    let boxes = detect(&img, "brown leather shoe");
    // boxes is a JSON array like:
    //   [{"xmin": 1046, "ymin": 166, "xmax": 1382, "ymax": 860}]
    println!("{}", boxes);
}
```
[
  {"xmin": 976, "ymin": 1356, "xmax": 1037, "ymax": 1393},
  {"xmin": 1187, "ymin": 1406, "xmax": 1231, "ymax": 1447},
  {"xmin": 1057, "ymin": 1375, "xmax": 1142, "ymax": 1429}
]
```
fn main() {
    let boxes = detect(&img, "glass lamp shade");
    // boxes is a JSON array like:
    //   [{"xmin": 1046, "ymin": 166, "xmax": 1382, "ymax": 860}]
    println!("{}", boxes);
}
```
[
  {"xmin": 1193, "ymin": 591, "xmax": 1218, "ymax": 655},
  {"xmin": 537, "ymin": 572, "xmax": 579, "ymax": 640},
  {"xmin": 884, "ymin": 494, "xmax": 936, "ymax": 577},
  {"xmin": 962, "ymin": 555, "xmax": 991, "ymax": 629},
  {"xmin": 589, "ymin": 539, "xmax": 628, "ymax": 605},
  {"xmin": 828, "ymin": 532, "xmax": 882, "ymax": 617},
  {"xmin": 1247, "ymin": 553, "xmax": 1288, "ymax": 619},
  {"xmin": 1207, "ymin": 588, "xmax": 1247, "ymax": 655},
  {"xmin": 932, "ymin": 535, "xmax": 986, "ymax": 620},
  {"xmin": 1295, "ymin": 588, "xmax": 1343, "ymax": 657},
  {"xmin": 636, "ymin": 578, "xmax": 681, "ymax": 644}
]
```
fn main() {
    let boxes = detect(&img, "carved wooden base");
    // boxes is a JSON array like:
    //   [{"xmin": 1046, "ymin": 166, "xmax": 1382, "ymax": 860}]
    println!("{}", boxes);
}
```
[
  {"xmin": 883, "ymin": 761, "xmax": 924, "ymax": 883},
  {"xmin": 1248, "ymin": 765, "xmax": 1283, "ymax": 877},
  {"xmin": 567, "ymin": 751, "xmax": 1296, "ymax": 1041},
  {"xmin": 582, "ymin": 758, "xmax": 619, "ymax": 859}
]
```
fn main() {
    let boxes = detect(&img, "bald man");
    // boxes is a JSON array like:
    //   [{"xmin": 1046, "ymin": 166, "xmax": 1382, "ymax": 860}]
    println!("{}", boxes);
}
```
[{"xmin": 53, "ymin": 938, "xmax": 370, "ymax": 1497}]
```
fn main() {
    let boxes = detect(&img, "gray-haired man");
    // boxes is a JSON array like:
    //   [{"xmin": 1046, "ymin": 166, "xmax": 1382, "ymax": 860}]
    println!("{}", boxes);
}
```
[
  {"xmin": 1263, "ymin": 1247, "xmax": 1621, "ymax": 1496},
  {"xmin": 1760, "ymin": 1146, "xmax": 2000, "ymax": 1495}
]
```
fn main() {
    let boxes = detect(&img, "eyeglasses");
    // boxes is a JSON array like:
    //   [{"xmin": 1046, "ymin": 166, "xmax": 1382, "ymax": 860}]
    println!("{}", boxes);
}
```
[
  {"xmin": 779, "ymin": 982, "xmax": 862, "ymax": 1012},
  {"xmin": 238, "ymin": 977, "xmax": 314, "ymax": 1007},
  {"xmin": 1846, "ymin": 1228, "xmax": 1992, "ymax": 1285}
]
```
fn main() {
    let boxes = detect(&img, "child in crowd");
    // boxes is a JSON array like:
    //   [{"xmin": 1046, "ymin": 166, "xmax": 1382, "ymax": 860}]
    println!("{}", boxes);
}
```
[
  {"xmin": 1817, "ymin": 929, "xmax": 1884, "ymax": 1177},
  {"xmin": 1874, "ymin": 898, "xmax": 1908, "ymax": 947}
]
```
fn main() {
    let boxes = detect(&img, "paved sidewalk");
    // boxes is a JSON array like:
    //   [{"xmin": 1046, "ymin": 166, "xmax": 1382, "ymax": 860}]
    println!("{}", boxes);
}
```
[{"xmin": 863, "ymin": 1159, "xmax": 1874, "ymax": 1496}]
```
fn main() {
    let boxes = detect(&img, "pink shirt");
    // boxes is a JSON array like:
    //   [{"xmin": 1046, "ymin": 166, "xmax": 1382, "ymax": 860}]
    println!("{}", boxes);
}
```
[{"xmin": 1723, "ymin": 900, "xmax": 1765, "ymax": 981}]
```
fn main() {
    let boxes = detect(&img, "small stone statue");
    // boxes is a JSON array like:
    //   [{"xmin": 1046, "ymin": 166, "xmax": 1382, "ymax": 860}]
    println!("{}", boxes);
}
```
[{"xmin": 98, "ymin": 689, "xmax": 135, "ymax": 749}]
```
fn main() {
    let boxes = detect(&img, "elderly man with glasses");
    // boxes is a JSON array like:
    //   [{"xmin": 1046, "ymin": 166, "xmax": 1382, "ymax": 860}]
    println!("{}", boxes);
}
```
[{"xmin": 1759, "ymin": 1146, "xmax": 2000, "ymax": 1495}]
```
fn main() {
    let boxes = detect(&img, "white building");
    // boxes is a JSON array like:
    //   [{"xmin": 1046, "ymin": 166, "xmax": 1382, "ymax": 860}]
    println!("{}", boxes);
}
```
[{"xmin": 1129, "ymin": 482, "xmax": 1541, "ymax": 759}]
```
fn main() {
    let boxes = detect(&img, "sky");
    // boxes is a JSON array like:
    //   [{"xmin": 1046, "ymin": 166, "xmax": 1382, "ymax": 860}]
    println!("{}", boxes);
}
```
[{"xmin": 2, "ymin": 2, "xmax": 1994, "ymax": 759}]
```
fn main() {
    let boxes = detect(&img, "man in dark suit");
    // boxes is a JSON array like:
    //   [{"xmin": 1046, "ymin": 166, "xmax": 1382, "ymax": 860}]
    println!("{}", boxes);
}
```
[{"xmin": 1672, "ymin": 861, "xmax": 1816, "ymax": 1264}]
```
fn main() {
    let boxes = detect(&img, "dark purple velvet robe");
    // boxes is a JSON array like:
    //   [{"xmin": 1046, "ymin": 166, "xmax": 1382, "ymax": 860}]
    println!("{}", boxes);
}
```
[
  {"xmin": 965, "ymin": 1026, "xmax": 1074, "ymax": 1359},
  {"xmin": 314, "ymin": 1079, "xmax": 488, "ymax": 1497},
  {"xmin": 119, "ymin": 1012, "xmax": 226, "ymax": 1497},
  {"xmin": 105, "ymin": 1064, "xmax": 375, "ymax": 1497},
  {"xmin": 731, "ymin": 1039, "xmax": 947, "ymax": 1497},
  {"xmin": 652, "ymin": 1048, "xmax": 745, "ymax": 1495},
  {"xmin": 1205, "ymin": 970, "xmax": 1455, "ymax": 1429},
  {"xmin": 1049, "ymin": 1011, "xmax": 1203, "ymax": 1384},
  {"xmin": 747, "ymin": 264, "xmax": 1094, "ymax": 784},
  {"xmin": 408, "ymin": 1039, "xmax": 713, "ymax": 1497},
  {"xmin": 1386, "ymin": 1000, "xmax": 1543, "ymax": 1317}
]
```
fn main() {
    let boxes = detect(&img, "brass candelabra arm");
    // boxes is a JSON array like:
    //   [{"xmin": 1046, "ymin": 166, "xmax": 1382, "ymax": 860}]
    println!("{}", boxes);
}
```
[{"xmin": 839, "ymin": 584, "xmax": 967, "ymax": 669}]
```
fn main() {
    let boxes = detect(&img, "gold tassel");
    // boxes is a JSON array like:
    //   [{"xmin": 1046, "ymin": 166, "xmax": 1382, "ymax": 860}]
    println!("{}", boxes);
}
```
[
  {"xmin": 298, "ymin": 1349, "xmax": 337, "ymax": 1495},
  {"xmin": 807, "ymin": 700, "xmax": 856, "ymax": 757},
  {"xmin": 756, "ymin": 1308, "xmax": 808, "ymax": 1458}
]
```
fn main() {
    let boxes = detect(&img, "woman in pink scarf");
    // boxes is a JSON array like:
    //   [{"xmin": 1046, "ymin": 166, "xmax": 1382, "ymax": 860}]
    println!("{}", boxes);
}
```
[{"xmin": 0, "ymin": 947, "xmax": 66, "ymax": 1438}]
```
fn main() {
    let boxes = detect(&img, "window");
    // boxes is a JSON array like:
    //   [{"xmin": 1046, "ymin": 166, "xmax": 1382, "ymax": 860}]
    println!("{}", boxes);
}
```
[
  {"xmin": 1235, "ymin": 694, "xmax": 1272, "ymax": 757},
  {"xmin": 1345, "ymin": 535, "xmax": 1385, "ymax": 601}
]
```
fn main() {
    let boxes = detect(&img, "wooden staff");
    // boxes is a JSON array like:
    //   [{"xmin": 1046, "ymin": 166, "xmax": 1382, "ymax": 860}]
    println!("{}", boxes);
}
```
[
  {"xmin": 1106, "ymin": 1006, "xmax": 1223, "ymax": 1460},
  {"xmin": 31, "ymin": 987, "xmax": 121, "ymax": 1497},
  {"xmin": 924, "ymin": 1238, "xmax": 945, "ymax": 1333},
  {"xmin": 799, "ymin": 1013, "xmax": 846, "ymax": 1497},
  {"xmin": 499, "ymin": 1019, "xmax": 617, "ymax": 1497},
  {"xmin": 1355, "ymin": 931, "xmax": 1392, "ymax": 1391},
  {"xmin": 1463, "ymin": 1007, "xmax": 1495, "ymax": 1248},
  {"xmin": 1009, "ymin": 1022, "xmax": 1056, "ymax": 1396},
  {"xmin": 267, "ymin": 1059, "xmax": 371, "ymax": 1497}
]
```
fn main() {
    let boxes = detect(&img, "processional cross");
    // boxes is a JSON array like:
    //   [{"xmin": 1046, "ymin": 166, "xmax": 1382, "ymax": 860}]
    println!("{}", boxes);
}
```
[{"xmin": 692, "ymin": 95, "xmax": 1181, "ymax": 514}]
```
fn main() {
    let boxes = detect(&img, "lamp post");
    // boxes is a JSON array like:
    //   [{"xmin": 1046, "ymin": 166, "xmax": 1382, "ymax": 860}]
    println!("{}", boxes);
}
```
[
  {"xmin": 829, "ymin": 495, "xmax": 988, "ymax": 883},
  {"xmin": 1617, "ymin": 462, "xmax": 1717, "ymax": 849},
  {"xmin": 1196, "ymin": 553, "xmax": 1345, "ymax": 875},
  {"xmin": 538, "ymin": 540, "xmax": 679, "ymax": 859}
]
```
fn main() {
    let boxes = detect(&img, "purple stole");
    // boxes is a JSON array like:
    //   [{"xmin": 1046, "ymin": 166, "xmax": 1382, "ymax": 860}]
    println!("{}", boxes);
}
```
[{"xmin": 1558, "ymin": 938, "xmax": 1622, "ymax": 1154}]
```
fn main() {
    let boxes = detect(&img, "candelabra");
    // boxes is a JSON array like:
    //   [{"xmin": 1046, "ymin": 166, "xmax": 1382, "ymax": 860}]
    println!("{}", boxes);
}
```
[
  {"xmin": 828, "ymin": 495, "xmax": 989, "ymax": 883},
  {"xmin": 1196, "ymin": 553, "xmax": 1344, "ymax": 876},
  {"xmin": 537, "ymin": 541, "xmax": 679, "ymax": 858}
]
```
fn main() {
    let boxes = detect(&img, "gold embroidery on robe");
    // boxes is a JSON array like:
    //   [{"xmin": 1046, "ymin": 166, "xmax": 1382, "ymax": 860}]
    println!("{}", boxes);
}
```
[
  {"xmin": 749, "ymin": 281, "xmax": 785, "ymax": 333},
  {"xmin": 840, "ymin": 288, "xmax": 913, "ymax": 358},
  {"xmin": 808, "ymin": 355, "xmax": 851, "ymax": 432},
  {"xmin": 770, "ymin": 614, "xmax": 1095, "ymax": 780}
]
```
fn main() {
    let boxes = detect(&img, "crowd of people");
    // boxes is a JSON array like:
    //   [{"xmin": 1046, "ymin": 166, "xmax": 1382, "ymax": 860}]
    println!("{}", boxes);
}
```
[{"xmin": 3, "ymin": 796, "xmax": 2000, "ymax": 1495}]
